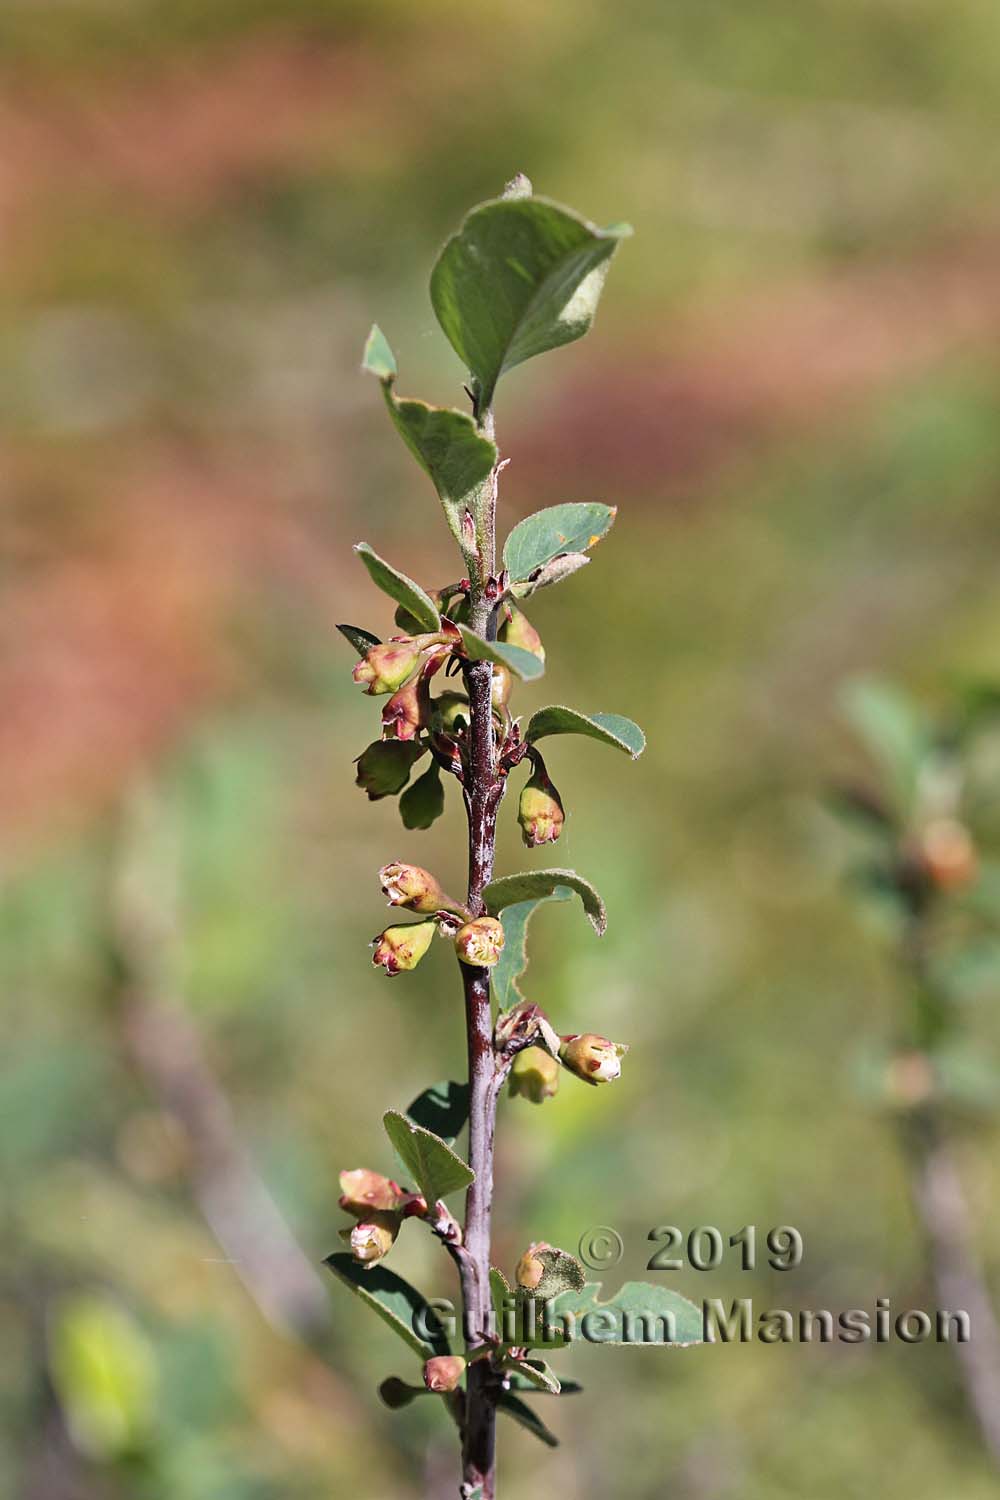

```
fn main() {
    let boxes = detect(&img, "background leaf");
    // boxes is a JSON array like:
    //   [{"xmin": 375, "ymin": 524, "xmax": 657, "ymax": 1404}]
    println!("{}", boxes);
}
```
[
  {"xmin": 361, "ymin": 323, "xmax": 397, "ymax": 380},
  {"xmin": 430, "ymin": 196, "xmax": 631, "ymax": 406},
  {"xmin": 839, "ymin": 676, "xmax": 930, "ymax": 814},
  {"xmin": 496, "ymin": 1390, "xmax": 559, "ymax": 1447},
  {"xmin": 404, "ymin": 1081, "xmax": 470, "ymax": 1145},
  {"xmin": 526, "ymin": 706, "xmax": 646, "ymax": 759},
  {"xmin": 503, "ymin": 503, "xmax": 616, "ymax": 583},
  {"xmin": 383, "ymin": 1109, "xmax": 474, "ymax": 1202},
  {"xmin": 458, "ymin": 627, "xmax": 545, "ymax": 682},
  {"xmin": 324, "ymin": 1253, "xmax": 451, "ymax": 1358},
  {"xmin": 399, "ymin": 762, "xmax": 445, "ymax": 830},
  {"xmin": 483, "ymin": 869, "xmax": 607, "ymax": 936},
  {"xmin": 353, "ymin": 544, "xmax": 441, "ymax": 633},
  {"xmin": 492, "ymin": 889, "xmax": 572, "ymax": 1009},
  {"xmin": 549, "ymin": 1282, "xmax": 704, "ymax": 1347}
]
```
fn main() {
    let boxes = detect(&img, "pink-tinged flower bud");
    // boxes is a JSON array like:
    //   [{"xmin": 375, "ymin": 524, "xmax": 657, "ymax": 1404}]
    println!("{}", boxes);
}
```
[
  {"xmin": 381, "ymin": 676, "xmax": 428, "ymax": 741},
  {"xmin": 518, "ymin": 765, "xmax": 564, "ymax": 847},
  {"xmin": 515, "ymin": 1241, "xmax": 552, "ymax": 1291},
  {"xmin": 339, "ymin": 1169, "xmax": 405, "ymax": 1214},
  {"xmin": 454, "ymin": 916, "xmax": 505, "ymax": 968},
  {"xmin": 559, "ymin": 1033, "xmax": 628, "ymax": 1085},
  {"xmin": 499, "ymin": 605, "xmax": 545, "ymax": 662},
  {"xmin": 378, "ymin": 863, "xmax": 446, "ymax": 915},
  {"xmin": 918, "ymin": 818, "xmax": 977, "ymax": 891},
  {"xmin": 353, "ymin": 637, "xmax": 428, "ymax": 696},
  {"xmin": 491, "ymin": 663, "xmax": 513, "ymax": 710},
  {"xmin": 422, "ymin": 1355, "xmax": 466, "ymax": 1393},
  {"xmin": 343, "ymin": 1209, "xmax": 401, "ymax": 1265},
  {"xmin": 371, "ymin": 921, "xmax": 436, "ymax": 976},
  {"xmin": 509, "ymin": 1046, "xmax": 560, "ymax": 1104}
]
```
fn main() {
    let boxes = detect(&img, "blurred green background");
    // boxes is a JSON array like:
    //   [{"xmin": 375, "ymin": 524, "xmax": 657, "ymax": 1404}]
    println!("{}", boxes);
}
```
[{"xmin": 4, "ymin": 1, "xmax": 1000, "ymax": 1496}]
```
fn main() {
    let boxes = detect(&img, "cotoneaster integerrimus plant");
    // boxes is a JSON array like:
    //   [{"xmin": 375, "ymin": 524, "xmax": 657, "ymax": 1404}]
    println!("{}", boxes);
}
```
[{"xmin": 328, "ymin": 176, "xmax": 703, "ymax": 1499}]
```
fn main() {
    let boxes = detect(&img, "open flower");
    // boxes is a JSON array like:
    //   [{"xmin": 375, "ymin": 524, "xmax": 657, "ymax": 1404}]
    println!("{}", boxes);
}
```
[
  {"xmin": 454, "ymin": 916, "xmax": 505, "ymax": 968},
  {"xmin": 371, "ymin": 921, "xmax": 436, "ymax": 975},
  {"xmin": 559, "ymin": 1033, "xmax": 628, "ymax": 1085}
]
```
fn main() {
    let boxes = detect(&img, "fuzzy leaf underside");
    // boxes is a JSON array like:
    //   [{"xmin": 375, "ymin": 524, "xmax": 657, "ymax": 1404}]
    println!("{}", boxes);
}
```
[
  {"xmin": 430, "ymin": 197, "xmax": 631, "ymax": 407},
  {"xmin": 526, "ymin": 706, "xmax": 645, "ymax": 759},
  {"xmin": 503, "ymin": 502, "xmax": 616, "ymax": 583},
  {"xmin": 483, "ymin": 869, "xmax": 607, "ymax": 936},
  {"xmin": 492, "ymin": 889, "xmax": 572, "ymax": 1010},
  {"xmin": 383, "ymin": 1109, "xmax": 474, "ymax": 1202},
  {"xmin": 458, "ymin": 626, "xmax": 545, "ymax": 682},
  {"xmin": 404, "ymin": 1081, "xmax": 470, "ymax": 1146},
  {"xmin": 549, "ymin": 1281, "xmax": 704, "ymax": 1347},
  {"xmin": 362, "ymin": 326, "xmax": 497, "ymax": 555},
  {"xmin": 354, "ymin": 543, "xmax": 441, "ymax": 633},
  {"xmin": 324, "ymin": 1253, "xmax": 451, "ymax": 1358}
]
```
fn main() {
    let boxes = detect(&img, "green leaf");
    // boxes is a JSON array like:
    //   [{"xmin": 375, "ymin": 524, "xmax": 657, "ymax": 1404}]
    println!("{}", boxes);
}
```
[
  {"xmin": 405, "ymin": 1081, "xmax": 470, "ymax": 1145},
  {"xmin": 548, "ymin": 1281, "xmax": 704, "ymax": 1347},
  {"xmin": 362, "ymin": 323, "xmax": 397, "ymax": 380},
  {"xmin": 483, "ymin": 869, "xmax": 607, "ymax": 936},
  {"xmin": 378, "ymin": 1377, "xmax": 427, "ymax": 1409},
  {"xmin": 337, "ymin": 623, "xmax": 381, "ymax": 657},
  {"xmin": 492, "ymin": 889, "xmax": 572, "ymax": 1010},
  {"xmin": 510, "ymin": 551, "xmax": 591, "ymax": 600},
  {"xmin": 490, "ymin": 1267, "xmax": 512, "ymax": 1335},
  {"xmin": 458, "ymin": 626, "xmax": 545, "ymax": 682},
  {"xmin": 48, "ymin": 1296, "xmax": 157, "ymax": 1461},
  {"xmin": 362, "ymin": 328, "xmax": 497, "ymax": 557},
  {"xmin": 526, "ymin": 706, "xmax": 645, "ymax": 760},
  {"xmin": 324, "ymin": 1253, "xmax": 451, "ymax": 1358},
  {"xmin": 399, "ymin": 762, "xmax": 445, "ymax": 830},
  {"xmin": 355, "ymin": 740, "xmax": 425, "ymax": 800},
  {"xmin": 504, "ymin": 1357, "xmax": 560, "ymax": 1394},
  {"xmin": 496, "ymin": 1390, "xmax": 559, "ymax": 1447},
  {"xmin": 353, "ymin": 544, "xmax": 441, "ymax": 633},
  {"xmin": 430, "ymin": 196, "xmax": 632, "ymax": 407},
  {"xmin": 383, "ymin": 1110, "xmax": 474, "ymax": 1203},
  {"xmin": 503, "ymin": 503, "xmax": 616, "ymax": 583},
  {"xmin": 839, "ymin": 676, "xmax": 929, "ymax": 814},
  {"xmin": 505, "ymin": 1372, "xmax": 582, "ymax": 1396},
  {"xmin": 526, "ymin": 1246, "xmax": 586, "ymax": 1300}
]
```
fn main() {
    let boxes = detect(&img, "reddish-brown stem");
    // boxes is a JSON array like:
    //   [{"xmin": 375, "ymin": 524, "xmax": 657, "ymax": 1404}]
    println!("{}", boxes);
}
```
[{"xmin": 458, "ymin": 423, "xmax": 504, "ymax": 1496}]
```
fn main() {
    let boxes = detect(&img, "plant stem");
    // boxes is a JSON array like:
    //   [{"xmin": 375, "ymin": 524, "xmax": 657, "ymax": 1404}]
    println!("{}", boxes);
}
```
[{"xmin": 459, "ymin": 407, "xmax": 503, "ymax": 1498}]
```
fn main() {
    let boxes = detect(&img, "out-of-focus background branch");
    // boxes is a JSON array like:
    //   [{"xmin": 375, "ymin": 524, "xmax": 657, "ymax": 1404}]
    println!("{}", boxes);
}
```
[{"xmin": 4, "ymin": 3, "xmax": 1000, "ymax": 1497}]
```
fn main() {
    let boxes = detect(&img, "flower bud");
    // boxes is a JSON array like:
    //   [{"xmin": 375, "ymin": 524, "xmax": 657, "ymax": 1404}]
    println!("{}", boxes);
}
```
[
  {"xmin": 381, "ymin": 676, "xmax": 429, "ymax": 741},
  {"xmin": 454, "ymin": 916, "xmax": 505, "ymax": 968},
  {"xmin": 343, "ymin": 1209, "xmax": 401, "ymax": 1265},
  {"xmin": 515, "ymin": 1241, "xmax": 552, "ymax": 1291},
  {"xmin": 371, "ymin": 921, "xmax": 436, "ymax": 976},
  {"xmin": 509, "ymin": 1046, "xmax": 560, "ymax": 1104},
  {"xmin": 518, "ymin": 765, "xmax": 564, "ymax": 847},
  {"xmin": 491, "ymin": 663, "xmax": 513, "ymax": 710},
  {"xmin": 339, "ymin": 1168, "xmax": 404, "ymax": 1214},
  {"xmin": 559, "ymin": 1033, "xmax": 628, "ymax": 1085},
  {"xmin": 500, "ymin": 606, "xmax": 545, "ymax": 662},
  {"xmin": 422, "ymin": 1355, "xmax": 466, "ymax": 1393},
  {"xmin": 353, "ymin": 635, "xmax": 441, "ymax": 696},
  {"xmin": 379, "ymin": 862, "xmax": 446, "ymax": 915},
  {"xmin": 918, "ymin": 818, "xmax": 977, "ymax": 891}
]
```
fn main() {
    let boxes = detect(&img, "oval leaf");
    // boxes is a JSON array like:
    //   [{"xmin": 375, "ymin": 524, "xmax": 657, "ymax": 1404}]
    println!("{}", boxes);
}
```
[
  {"xmin": 458, "ymin": 626, "xmax": 545, "ymax": 682},
  {"xmin": 324, "ymin": 1253, "xmax": 451, "ymax": 1358},
  {"xmin": 405, "ymin": 1081, "xmax": 470, "ymax": 1145},
  {"xmin": 354, "ymin": 544, "xmax": 441, "ymax": 633},
  {"xmin": 483, "ymin": 869, "xmax": 606, "ymax": 936},
  {"xmin": 492, "ymin": 889, "xmax": 572, "ymax": 1010},
  {"xmin": 430, "ymin": 196, "xmax": 632, "ymax": 407},
  {"xmin": 399, "ymin": 762, "xmax": 445, "ymax": 830},
  {"xmin": 548, "ymin": 1281, "xmax": 704, "ymax": 1347},
  {"xmin": 526, "ymin": 706, "xmax": 645, "ymax": 759},
  {"xmin": 362, "ymin": 328, "xmax": 497, "ymax": 559},
  {"xmin": 503, "ymin": 503, "xmax": 616, "ymax": 583},
  {"xmin": 383, "ymin": 1109, "xmax": 474, "ymax": 1202},
  {"xmin": 504, "ymin": 1357, "xmax": 561, "ymax": 1394},
  {"xmin": 496, "ymin": 1390, "xmax": 559, "ymax": 1448}
]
